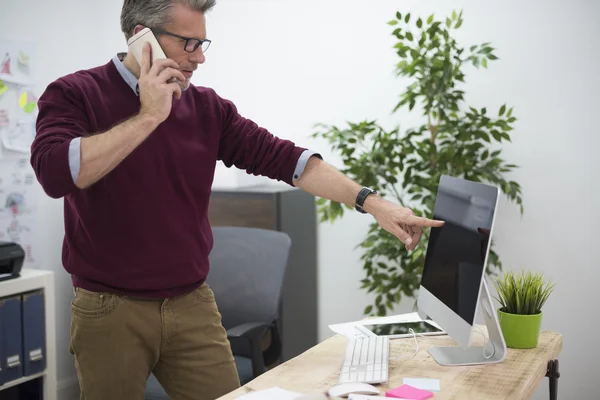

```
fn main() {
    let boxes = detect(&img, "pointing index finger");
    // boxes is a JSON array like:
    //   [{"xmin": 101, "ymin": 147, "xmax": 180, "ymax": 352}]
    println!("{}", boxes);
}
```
[{"xmin": 407, "ymin": 214, "xmax": 445, "ymax": 227}]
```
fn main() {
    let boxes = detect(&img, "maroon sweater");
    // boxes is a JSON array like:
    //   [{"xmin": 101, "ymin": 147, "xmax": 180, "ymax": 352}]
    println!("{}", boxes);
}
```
[{"xmin": 31, "ymin": 59, "xmax": 306, "ymax": 297}]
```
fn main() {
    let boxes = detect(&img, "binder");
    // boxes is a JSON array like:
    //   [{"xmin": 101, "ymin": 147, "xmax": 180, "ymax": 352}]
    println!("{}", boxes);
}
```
[
  {"xmin": 21, "ymin": 290, "xmax": 46, "ymax": 376},
  {"xmin": 0, "ymin": 295, "xmax": 24, "ymax": 385}
]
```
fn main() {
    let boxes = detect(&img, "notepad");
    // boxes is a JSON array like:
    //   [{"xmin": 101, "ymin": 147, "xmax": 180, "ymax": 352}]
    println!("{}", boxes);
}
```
[
  {"xmin": 402, "ymin": 378, "xmax": 441, "ymax": 392},
  {"xmin": 385, "ymin": 384, "xmax": 434, "ymax": 399},
  {"xmin": 348, "ymin": 395, "xmax": 384, "ymax": 400}
]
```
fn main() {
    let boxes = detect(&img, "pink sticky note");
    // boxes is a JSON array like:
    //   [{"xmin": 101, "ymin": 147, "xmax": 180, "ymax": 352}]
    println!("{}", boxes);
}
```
[{"xmin": 385, "ymin": 384, "xmax": 434, "ymax": 399}]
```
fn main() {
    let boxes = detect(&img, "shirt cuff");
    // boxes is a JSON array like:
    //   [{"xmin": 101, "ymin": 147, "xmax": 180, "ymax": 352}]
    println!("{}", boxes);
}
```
[
  {"xmin": 293, "ymin": 150, "xmax": 322, "ymax": 181},
  {"xmin": 68, "ymin": 137, "xmax": 81, "ymax": 183}
]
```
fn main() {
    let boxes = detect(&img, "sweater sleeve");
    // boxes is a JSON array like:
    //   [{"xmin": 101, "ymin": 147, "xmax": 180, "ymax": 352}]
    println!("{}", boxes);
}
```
[
  {"xmin": 216, "ymin": 94, "xmax": 306, "ymax": 186},
  {"xmin": 30, "ymin": 78, "xmax": 88, "ymax": 199}
]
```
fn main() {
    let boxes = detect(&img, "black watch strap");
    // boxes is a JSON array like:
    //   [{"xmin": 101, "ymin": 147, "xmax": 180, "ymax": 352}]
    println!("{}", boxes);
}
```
[{"xmin": 355, "ymin": 187, "xmax": 377, "ymax": 214}]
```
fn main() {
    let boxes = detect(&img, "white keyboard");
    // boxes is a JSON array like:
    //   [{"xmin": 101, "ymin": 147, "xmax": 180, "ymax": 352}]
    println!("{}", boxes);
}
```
[{"xmin": 338, "ymin": 336, "xmax": 389, "ymax": 384}]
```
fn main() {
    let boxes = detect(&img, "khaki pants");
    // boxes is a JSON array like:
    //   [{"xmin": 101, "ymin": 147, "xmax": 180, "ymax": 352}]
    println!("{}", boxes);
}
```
[{"xmin": 69, "ymin": 283, "xmax": 240, "ymax": 400}]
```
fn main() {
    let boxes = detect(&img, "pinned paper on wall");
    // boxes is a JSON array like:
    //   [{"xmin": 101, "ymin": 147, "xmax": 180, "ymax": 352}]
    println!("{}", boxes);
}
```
[
  {"xmin": 0, "ymin": 110, "xmax": 8, "ymax": 129},
  {"xmin": 17, "ymin": 51, "xmax": 30, "ymax": 67},
  {"xmin": 18, "ymin": 91, "xmax": 36, "ymax": 113},
  {"xmin": 0, "ymin": 44, "xmax": 40, "ymax": 265},
  {"xmin": 0, "ymin": 39, "xmax": 37, "ymax": 153},
  {"xmin": 0, "ymin": 157, "xmax": 40, "ymax": 268},
  {"xmin": 0, "ymin": 53, "xmax": 11, "ymax": 75}
]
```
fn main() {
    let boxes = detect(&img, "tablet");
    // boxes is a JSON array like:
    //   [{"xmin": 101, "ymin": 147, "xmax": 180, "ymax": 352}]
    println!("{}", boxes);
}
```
[{"xmin": 356, "ymin": 320, "xmax": 445, "ymax": 339}]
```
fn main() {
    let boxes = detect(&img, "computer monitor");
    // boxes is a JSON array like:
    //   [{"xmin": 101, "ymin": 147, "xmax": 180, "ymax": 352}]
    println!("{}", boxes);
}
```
[{"xmin": 417, "ymin": 175, "xmax": 507, "ymax": 366}]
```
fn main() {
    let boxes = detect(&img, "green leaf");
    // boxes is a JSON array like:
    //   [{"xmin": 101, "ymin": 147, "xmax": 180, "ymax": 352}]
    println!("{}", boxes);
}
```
[
  {"xmin": 406, "ymin": 32, "xmax": 413, "ymax": 41},
  {"xmin": 427, "ymin": 14, "xmax": 434, "ymax": 24},
  {"xmin": 405, "ymin": 13, "xmax": 411, "ymax": 23},
  {"xmin": 452, "ymin": 10, "xmax": 457, "ymax": 20},
  {"xmin": 455, "ymin": 19, "xmax": 463, "ymax": 29},
  {"xmin": 499, "ymin": 104, "xmax": 506, "ymax": 116},
  {"xmin": 396, "ymin": 11, "xmax": 402, "ymax": 20},
  {"xmin": 417, "ymin": 18, "xmax": 422, "ymax": 28},
  {"xmin": 446, "ymin": 17, "xmax": 451, "ymax": 28},
  {"xmin": 388, "ymin": 20, "xmax": 398, "ymax": 26},
  {"xmin": 481, "ymin": 57, "xmax": 487, "ymax": 68}
]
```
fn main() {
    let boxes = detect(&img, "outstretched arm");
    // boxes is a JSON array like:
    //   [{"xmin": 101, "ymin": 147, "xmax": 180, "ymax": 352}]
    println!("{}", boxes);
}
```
[{"xmin": 295, "ymin": 157, "xmax": 444, "ymax": 250}]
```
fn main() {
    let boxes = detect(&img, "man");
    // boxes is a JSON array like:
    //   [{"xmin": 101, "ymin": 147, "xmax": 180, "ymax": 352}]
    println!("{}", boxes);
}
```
[{"xmin": 30, "ymin": 0, "xmax": 444, "ymax": 399}]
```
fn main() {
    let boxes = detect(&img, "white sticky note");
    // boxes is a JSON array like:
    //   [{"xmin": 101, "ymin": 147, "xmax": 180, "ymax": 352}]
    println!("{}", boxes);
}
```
[
  {"xmin": 348, "ymin": 395, "xmax": 383, "ymax": 400},
  {"xmin": 403, "ymin": 377, "xmax": 441, "ymax": 392}
]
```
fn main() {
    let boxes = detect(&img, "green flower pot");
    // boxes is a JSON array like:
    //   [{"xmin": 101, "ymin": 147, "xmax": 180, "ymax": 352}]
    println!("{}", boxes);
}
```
[{"xmin": 498, "ymin": 309, "xmax": 542, "ymax": 349}]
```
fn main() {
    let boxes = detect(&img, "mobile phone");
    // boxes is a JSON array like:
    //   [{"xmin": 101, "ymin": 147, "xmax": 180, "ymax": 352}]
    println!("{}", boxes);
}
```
[
  {"xmin": 356, "ymin": 320, "xmax": 445, "ymax": 339},
  {"xmin": 127, "ymin": 27, "xmax": 167, "ymax": 66},
  {"xmin": 127, "ymin": 27, "xmax": 182, "ymax": 88}
]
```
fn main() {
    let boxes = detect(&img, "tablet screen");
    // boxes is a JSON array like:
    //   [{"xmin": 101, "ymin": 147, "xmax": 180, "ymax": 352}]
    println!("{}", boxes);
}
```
[{"xmin": 361, "ymin": 321, "xmax": 443, "ymax": 336}]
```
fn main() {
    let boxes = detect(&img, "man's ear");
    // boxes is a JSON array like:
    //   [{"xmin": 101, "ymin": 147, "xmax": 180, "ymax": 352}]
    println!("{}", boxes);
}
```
[{"xmin": 132, "ymin": 24, "xmax": 146, "ymax": 36}]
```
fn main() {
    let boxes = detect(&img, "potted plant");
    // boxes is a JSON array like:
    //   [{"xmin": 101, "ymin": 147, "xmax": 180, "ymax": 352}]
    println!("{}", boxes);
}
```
[
  {"xmin": 494, "ymin": 270, "xmax": 556, "ymax": 349},
  {"xmin": 312, "ymin": 9, "xmax": 524, "ymax": 316}
]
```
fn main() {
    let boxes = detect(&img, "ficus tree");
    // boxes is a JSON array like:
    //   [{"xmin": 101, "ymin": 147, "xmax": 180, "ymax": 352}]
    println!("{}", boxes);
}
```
[{"xmin": 312, "ymin": 10, "xmax": 524, "ymax": 316}]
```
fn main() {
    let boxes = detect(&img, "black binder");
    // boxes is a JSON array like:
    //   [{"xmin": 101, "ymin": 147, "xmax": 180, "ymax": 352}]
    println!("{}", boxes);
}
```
[
  {"xmin": 21, "ymin": 290, "xmax": 46, "ymax": 376},
  {"xmin": 0, "ymin": 295, "xmax": 24, "ymax": 385}
]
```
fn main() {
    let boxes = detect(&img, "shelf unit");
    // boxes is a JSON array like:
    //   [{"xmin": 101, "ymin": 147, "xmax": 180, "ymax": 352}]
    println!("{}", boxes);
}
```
[{"xmin": 0, "ymin": 269, "xmax": 56, "ymax": 400}]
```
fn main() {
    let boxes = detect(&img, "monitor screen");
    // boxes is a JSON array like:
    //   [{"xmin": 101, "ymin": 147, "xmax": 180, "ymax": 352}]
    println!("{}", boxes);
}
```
[{"xmin": 420, "ymin": 175, "xmax": 498, "ymax": 325}]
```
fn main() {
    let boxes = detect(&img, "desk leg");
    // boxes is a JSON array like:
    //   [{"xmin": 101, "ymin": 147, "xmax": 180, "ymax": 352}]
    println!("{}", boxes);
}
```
[{"xmin": 546, "ymin": 359, "xmax": 560, "ymax": 400}]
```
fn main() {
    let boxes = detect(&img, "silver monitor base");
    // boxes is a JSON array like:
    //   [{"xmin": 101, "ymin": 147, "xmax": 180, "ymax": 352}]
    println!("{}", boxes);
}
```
[{"xmin": 428, "ymin": 279, "xmax": 507, "ymax": 366}]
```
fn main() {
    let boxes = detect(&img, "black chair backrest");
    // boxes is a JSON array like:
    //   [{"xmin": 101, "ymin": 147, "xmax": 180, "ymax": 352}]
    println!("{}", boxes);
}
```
[{"xmin": 207, "ymin": 226, "xmax": 292, "ymax": 330}]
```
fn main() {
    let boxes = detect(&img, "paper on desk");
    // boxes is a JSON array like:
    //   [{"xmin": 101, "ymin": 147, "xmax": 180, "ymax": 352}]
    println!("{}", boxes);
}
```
[
  {"xmin": 348, "ymin": 395, "xmax": 384, "ymax": 400},
  {"xmin": 403, "ymin": 377, "xmax": 441, "ymax": 392},
  {"xmin": 328, "ymin": 312, "xmax": 432, "ymax": 339},
  {"xmin": 235, "ymin": 387, "xmax": 304, "ymax": 400}
]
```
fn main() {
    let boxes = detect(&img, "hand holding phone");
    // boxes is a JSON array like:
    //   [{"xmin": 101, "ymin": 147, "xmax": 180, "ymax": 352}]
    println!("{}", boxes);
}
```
[{"xmin": 136, "ymin": 43, "xmax": 186, "ymax": 125}]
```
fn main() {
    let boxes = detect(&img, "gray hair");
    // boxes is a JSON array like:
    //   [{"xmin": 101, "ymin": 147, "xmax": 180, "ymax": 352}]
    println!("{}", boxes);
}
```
[{"xmin": 120, "ymin": 0, "xmax": 216, "ymax": 40}]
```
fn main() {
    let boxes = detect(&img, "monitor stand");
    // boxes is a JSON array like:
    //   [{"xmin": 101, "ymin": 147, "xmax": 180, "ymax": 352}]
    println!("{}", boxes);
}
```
[{"xmin": 428, "ymin": 278, "xmax": 507, "ymax": 366}]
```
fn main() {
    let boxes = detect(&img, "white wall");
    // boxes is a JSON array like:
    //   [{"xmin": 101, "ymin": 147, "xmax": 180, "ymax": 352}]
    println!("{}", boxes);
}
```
[{"xmin": 1, "ymin": 0, "xmax": 597, "ymax": 399}]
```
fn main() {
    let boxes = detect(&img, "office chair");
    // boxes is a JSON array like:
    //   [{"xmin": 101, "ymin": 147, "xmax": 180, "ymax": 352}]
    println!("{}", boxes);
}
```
[{"xmin": 145, "ymin": 226, "xmax": 292, "ymax": 399}]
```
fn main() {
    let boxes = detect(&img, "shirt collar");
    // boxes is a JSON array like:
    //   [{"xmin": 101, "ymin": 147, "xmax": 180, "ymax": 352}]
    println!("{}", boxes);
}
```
[{"xmin": 112, "ymin": 53, "xmax": 139, "ymax": 96}]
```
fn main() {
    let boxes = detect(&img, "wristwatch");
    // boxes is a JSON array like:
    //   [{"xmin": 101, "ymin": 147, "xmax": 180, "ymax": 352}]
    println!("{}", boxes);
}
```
[{"xmin": 355, "ymin": 187, "xmax": 377, "ymax": 214}]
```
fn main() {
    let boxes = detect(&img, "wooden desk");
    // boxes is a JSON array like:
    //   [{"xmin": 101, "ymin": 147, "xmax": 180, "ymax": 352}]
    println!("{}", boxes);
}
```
[{"xmin": 218, "ymin": 329, "xmax": 562, "ymax": 400}]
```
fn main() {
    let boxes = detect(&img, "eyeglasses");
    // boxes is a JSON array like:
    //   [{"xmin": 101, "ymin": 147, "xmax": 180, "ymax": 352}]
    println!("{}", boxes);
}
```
[{"xmin": 150, "ymin": 27, "xmax": 211, "ymax": 53}]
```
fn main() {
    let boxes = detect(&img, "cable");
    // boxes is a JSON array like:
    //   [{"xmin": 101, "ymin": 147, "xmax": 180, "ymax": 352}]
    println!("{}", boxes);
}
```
[
  {"xmin": 389, "ymin": 329, "xmax": 452, "ymax": 361},
  {"xmin": 473, "ymin": 326, "xmax": 495, "ymax": 359},
  {"xmin": 387, "ymin": 328, "xmax": 495, "ymax": 361},
  {"xmin": 389, "ymin": 328, "xmax": 419, "ymax": 361}
]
